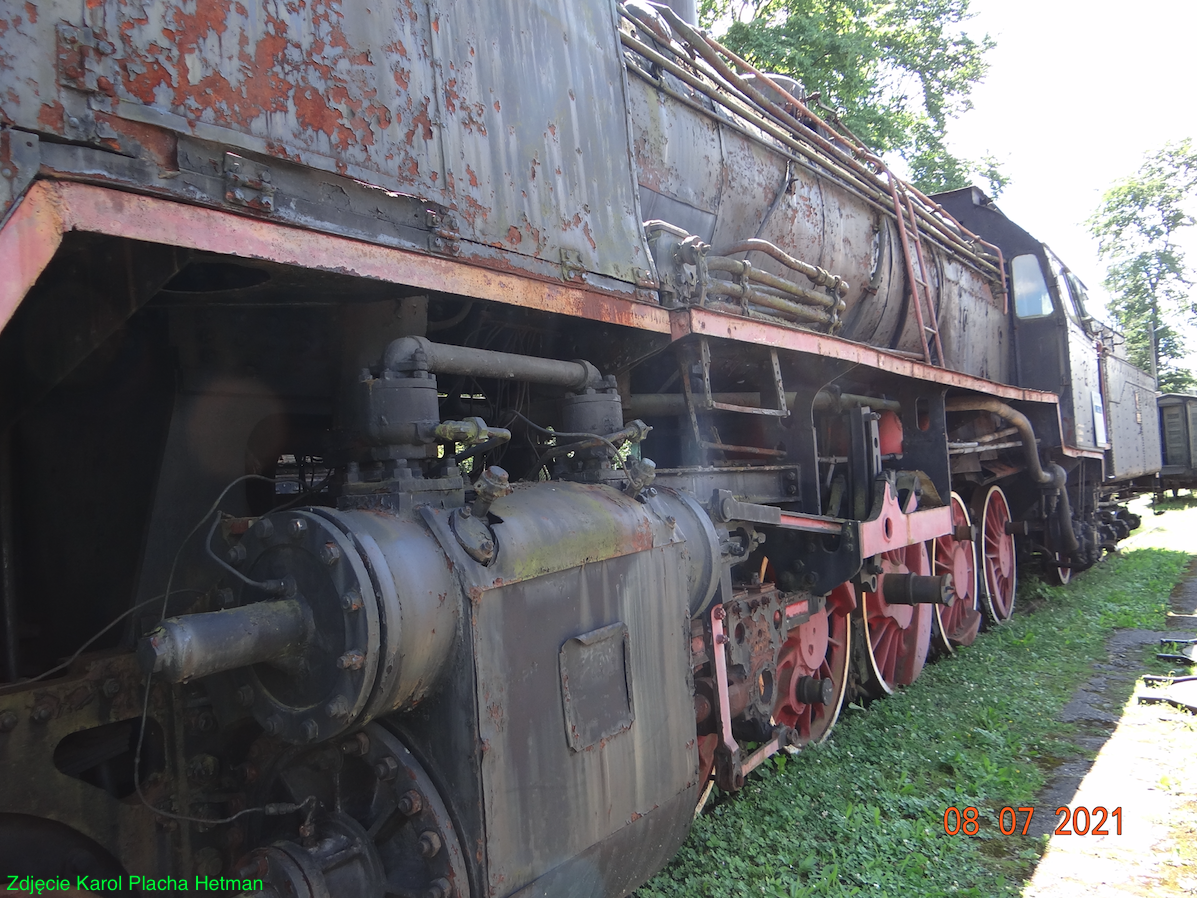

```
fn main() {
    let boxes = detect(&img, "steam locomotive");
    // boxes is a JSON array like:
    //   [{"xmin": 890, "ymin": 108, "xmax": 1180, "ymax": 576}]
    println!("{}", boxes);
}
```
[{"xmin": 0, "ymin": 1, "xmax": 1160, "ymax": 896}]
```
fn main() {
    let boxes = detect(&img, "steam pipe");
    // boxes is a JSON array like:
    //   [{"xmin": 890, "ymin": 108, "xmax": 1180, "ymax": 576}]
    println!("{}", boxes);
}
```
[
  {"xmin": 706, "ymin": 257, "xmax": 844, "ymax": 311},
  {"xmin": 944, "ymin": 397, "xmax": 1079, "ymax": 552},
  {"xmin": 716, "ymin": 239, "xmax": 850, "ymax": 296},
  {"xmin": 384, "ymin": 336, "xmax": 604, "ymax": 391},
  {"xmin": 624, "ymin": 391, "xmax": 900, "ymax": 417},
  {"xmin": 643, "ymin": 8, "xmax": 1002, "ymax": 278},
  {"xmin": 706, "ymin": 279, "xmax": 832, "ymax": 325}
]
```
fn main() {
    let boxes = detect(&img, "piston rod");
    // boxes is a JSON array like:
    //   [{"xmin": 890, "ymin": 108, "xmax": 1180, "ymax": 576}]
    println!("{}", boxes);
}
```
[{"xmin": 139, "ymin": 600, "xmax": 313, "ymax": 684}]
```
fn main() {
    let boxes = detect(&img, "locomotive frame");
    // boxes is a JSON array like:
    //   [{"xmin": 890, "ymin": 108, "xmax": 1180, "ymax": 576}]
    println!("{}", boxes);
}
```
[{"xmin": 0, "ymin": 1, "xmax": 1160, "ymax": 896}]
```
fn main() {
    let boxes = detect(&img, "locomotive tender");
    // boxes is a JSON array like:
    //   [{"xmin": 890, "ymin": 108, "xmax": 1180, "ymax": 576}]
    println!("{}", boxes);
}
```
[{"xmin": 0, "ymin": 1, "xmax": 1160, "ymax": 896}]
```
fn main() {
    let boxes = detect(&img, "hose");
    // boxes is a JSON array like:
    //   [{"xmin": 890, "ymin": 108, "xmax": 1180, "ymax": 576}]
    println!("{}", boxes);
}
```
[{"xmin": 944, "ymin": 397, "xmax": 1079, "ymax": 553}]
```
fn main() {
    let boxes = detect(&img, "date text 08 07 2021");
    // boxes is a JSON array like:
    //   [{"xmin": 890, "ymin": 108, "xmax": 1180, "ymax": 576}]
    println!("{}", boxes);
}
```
[{"xmin": 943, "ymin": 806, "xmax": 1123, "ymax": 836}]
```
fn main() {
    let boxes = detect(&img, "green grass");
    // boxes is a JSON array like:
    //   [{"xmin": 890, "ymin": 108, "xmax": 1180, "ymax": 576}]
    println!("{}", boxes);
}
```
[{"xmin": 635, "ymin": 547, "xmax": 1189, "ymax": 898}]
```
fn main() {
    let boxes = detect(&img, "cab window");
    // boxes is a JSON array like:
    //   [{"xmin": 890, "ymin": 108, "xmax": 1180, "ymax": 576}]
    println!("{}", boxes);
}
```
[
  {"xmin": 1011, "ymin": 254, "xmax": 1053, "ymax": 318},
  {"xmin": 1047, "ymin": 250, "xmax": 1081, "ymax": 324}
]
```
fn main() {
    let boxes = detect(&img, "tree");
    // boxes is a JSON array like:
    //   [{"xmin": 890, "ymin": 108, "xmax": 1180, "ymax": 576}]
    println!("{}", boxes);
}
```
[
  {"xmin": 699, "ymin": 0, "xmax": 1007, "ymax": 196},
  {"xmin": 1088, "ymin": 140, "xmax": 1197, "ymax": 393}
]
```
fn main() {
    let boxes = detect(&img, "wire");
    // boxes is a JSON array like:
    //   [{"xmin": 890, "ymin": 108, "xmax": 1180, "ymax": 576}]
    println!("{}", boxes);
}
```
[
  {"xmin": 505, "ymin": 409, "xmax": 621, "ymax": 453},
  {"xmin": 132, "ymin": 473, "xmax": 305, "ymax": 826},
  {"xmin": 203, "ymin": 513, "xmax": 290, "ymax": 595}
]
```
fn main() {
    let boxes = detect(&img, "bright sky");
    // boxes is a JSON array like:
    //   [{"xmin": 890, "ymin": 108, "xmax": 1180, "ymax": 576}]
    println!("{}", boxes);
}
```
[{"xmin": 947, "ymin": 0, "xmax": 1197, "ymax": 325}]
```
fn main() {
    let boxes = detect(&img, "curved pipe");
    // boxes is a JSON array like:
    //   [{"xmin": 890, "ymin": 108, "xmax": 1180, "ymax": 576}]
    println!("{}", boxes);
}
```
[
  {"xmin": 944, "ymin": 397, "xmax": 1079, "ymax": 553},
  {"xmin": 716, "ymin": 239, "xmax": 850, "ymax": 296},
  {"xmin": 384, "ymin": 336, "xmax": 603, "ymax": 391}
]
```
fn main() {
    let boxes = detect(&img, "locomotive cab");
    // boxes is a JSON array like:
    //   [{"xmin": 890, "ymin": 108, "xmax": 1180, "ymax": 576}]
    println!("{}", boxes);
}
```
[{"xmin": 934, "ymin": 187, "xmax": 1159, "ymax": 485}]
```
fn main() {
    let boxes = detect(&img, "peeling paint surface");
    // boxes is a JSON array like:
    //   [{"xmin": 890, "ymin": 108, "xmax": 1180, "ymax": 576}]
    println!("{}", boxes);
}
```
[{"xmin": 0, "ymin": 0, "xmax": 652, "ymax": 283}]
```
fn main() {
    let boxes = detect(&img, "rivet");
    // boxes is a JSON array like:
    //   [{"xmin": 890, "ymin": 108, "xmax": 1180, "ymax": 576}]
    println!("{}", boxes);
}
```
[{"xmin": 0, "ymin": 710, "xmax": 17, "ymax": 733}]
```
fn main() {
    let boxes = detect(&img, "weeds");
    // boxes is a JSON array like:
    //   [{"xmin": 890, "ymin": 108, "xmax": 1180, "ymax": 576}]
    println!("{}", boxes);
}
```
[{"xmin": 635, "ymin": 548, "xmax": 1189, "ymax": 898}]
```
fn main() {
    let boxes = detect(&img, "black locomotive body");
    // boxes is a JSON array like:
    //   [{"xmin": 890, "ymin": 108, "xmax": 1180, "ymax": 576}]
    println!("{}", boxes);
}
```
[{"xmin": 0, "ymin": 1, "xmax": 1160, "ymax": 896}]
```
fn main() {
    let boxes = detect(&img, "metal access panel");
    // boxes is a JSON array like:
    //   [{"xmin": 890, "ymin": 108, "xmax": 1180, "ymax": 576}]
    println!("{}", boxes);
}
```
[
  {"xmin": 474, "ymin": 549, "xmax": 696, "ymax": 898},
  {"xmin": 1103, "ymin": 353, "xmax": 1161, "ymax": 480},
  {"xmin": 0, "ymin": 0, "xmax": 652, "ymax": 283}
]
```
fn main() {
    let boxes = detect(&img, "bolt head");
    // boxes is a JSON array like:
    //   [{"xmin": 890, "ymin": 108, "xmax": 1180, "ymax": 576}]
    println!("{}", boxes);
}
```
[
  {"xmin": 235, "ymin": 685, "xmax": 255, "ymax": 708},
  {"xmin": 397, "ymin": 790, "xmax": 423, "ymax": 816},
  {"xmin": 31, "ymin": 703, "xmax": 53, "ymax": 723},
  {"xmin": 227, "ymin": 543, "xmax": 247, "ymax": 566},
  {"xmin": 301, "ymin": 718, "xmax": 319, "ymax": 742},
  {"xmin": 418, "ymin": 831, "xmax": 442, "ymax": 858},
  {"xmin": 288, "ymin": 518, "xmax": 308, "ymax": 539},
  {"xmin": 263, "ymin": 715, "xmax": 283, "ymax": 736},
  {"xmin": 340, "ymin": 590, "xmax": 361, "ymax": 612},
  {"xmin": 423, "ymin": 878, "xmax": 452, "ymax": 898},
  {"xmin": 341, "ymin": 732, "xmax": 370, "ymax": 756},
  {"xmin": 254, "ymin": 518, "xmax": 274, "ymax": 540},
  {"xmin": 321, "ymin": 542, "xmax": 342, "ymax": 566},
  {"xmin": 374, "ymin": 757, "xmax": 399, "ymax": 781},
  {"xmin": 101, "ymin": 678, "xmax": 121, "ymax": 698}
]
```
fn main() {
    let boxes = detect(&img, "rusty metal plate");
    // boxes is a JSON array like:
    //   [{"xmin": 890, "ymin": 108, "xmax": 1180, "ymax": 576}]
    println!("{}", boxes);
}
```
[{"xmin": 0, "ymin": 0, "xmax": 653, "ymax": 284}]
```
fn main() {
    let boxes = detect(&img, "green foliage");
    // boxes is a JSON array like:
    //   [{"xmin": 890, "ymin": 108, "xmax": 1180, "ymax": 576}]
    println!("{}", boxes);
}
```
[
  {"xmin": 635, "ymin": 547, "xmax": 1188, "ymax": 897},
  {"xmin": 1089, "ymin": 139, "xmax": 1197, "ymax": 393},
  {"xmin": 699, "ymin": 0, "xmax": 1005, "ymax": 196}
]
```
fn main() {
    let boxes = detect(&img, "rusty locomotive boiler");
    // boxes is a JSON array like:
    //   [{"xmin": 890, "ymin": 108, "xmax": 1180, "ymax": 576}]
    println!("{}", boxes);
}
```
[{"xmin": 0, "ymin": 0, "xmax": 1160, "ymax": 896}]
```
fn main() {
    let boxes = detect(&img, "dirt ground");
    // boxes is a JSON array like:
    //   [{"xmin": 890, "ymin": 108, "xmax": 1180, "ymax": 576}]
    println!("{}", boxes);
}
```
[{"xmin": 1022, "ymin": 537, "xmax": 1197, "ymax": 897}]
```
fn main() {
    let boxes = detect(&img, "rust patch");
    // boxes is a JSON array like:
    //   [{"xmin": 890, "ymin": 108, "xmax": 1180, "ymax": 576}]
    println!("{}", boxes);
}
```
[
  {"xmin": 36, "ymin": 100, "xmax": 63, "ymax": 131},
  {"xmin": 404, "ymin": 97, "xmax": 434, "ymax": 145},
  {"xmin": 23, "ymin": 2, "xmax": 36, "ymax": 24},
  {"xmin": 506, "ymin": 225, "xmax": 521, "ymax": 246}
]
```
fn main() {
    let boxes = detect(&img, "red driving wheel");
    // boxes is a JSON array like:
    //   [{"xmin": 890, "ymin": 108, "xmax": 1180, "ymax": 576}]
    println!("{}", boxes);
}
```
[
  {"xmin": 931, "ymin": 491, "xmax": 982, "ymax": 653},
  {"xmin": 976, "ymin": 485, "xmax": 1017, "ymax": 623},
  {"xmin": 859, "ymin": 542, "xmax": 933, "ymax": 696},
  {"xmin": 773, "ymin": 582, "xmax": 855, "ymax": 746}
]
